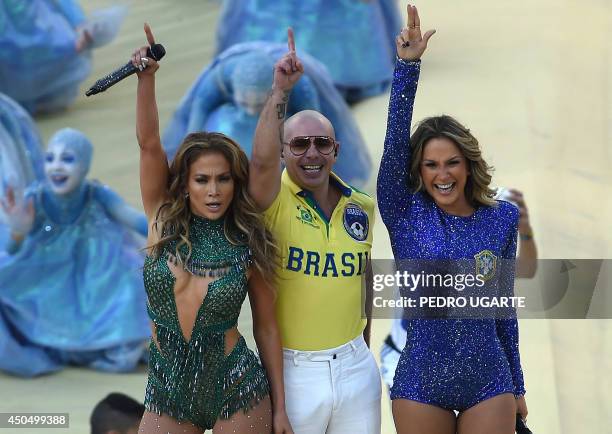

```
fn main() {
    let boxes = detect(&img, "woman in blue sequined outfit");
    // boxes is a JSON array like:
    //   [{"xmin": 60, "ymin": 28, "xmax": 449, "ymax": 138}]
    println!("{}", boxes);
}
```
[
  {"xmin": 377, "ymin": 6, "xmax": 528, "ymax": 434},
  {"xmin": 132, "ymin": 25, "xmax": 293, "ymax": 433}
]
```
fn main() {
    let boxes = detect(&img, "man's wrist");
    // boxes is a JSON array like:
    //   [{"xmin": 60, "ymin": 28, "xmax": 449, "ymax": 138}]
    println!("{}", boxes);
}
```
[
  {"xmin": 270, "ymin": 86, "xmax": 291, "ymax": 98},
  {"xmin": 270, "ymin": 88, "xmax": 290, "ymax": 121}
]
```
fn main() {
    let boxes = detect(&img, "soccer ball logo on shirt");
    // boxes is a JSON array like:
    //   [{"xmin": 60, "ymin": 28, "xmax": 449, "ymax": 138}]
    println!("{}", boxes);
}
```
[{"xmin": 343, "ymin": 204, "xmax": 369, "ymax": 242}]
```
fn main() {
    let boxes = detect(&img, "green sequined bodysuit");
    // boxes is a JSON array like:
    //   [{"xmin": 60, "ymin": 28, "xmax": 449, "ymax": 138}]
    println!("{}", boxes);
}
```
[{"xmin": 143, "ymin": 215, "xmax": 269, "ymax": 430}]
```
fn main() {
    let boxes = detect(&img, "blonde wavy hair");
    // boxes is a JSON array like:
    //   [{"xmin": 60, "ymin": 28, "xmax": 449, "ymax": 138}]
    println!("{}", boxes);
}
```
[
  {"xmin": 149, "ymin": 132, "xmax": 278, "ymax": 281},
  {"xmin": 409, "ymin": 115, "xmax": 496, "ymax": 207}
]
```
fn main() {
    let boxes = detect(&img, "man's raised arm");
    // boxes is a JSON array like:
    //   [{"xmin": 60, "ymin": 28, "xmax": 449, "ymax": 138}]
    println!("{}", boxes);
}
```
[{"xmin": 249, "ymin": 28, "xmax": 303, "ymax": 210}]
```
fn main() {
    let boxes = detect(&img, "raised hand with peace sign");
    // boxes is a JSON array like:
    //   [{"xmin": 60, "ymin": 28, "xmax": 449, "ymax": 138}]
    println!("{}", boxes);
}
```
[
  {"xmin": 272, "ymin": 28, "xmax": 304, "ymax": 91},
  {"xmin": 396, "ymin": 4, "xmax": 436, "ymax": 61}
]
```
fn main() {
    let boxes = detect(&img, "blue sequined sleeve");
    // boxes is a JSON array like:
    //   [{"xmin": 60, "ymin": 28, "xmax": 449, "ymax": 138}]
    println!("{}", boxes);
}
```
[
  {"xmin": 495, "ymin": 206, "xmax": 526, "ymax": 396},
  {"xmin": 377, "ymin": 59, "xmax": 421, "ymax": 230}
]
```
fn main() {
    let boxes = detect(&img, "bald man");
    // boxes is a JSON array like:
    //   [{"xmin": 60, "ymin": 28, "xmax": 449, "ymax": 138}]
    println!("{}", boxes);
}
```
[{"xmin": 249, "ymin": 30, "xmax": 381, "ymax": 434}]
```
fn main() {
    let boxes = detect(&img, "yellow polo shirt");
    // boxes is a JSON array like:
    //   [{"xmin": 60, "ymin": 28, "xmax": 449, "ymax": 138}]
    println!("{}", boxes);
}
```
[{"xmin": 263, "ymin": 170, "xmax": 374, "ymax": 350}]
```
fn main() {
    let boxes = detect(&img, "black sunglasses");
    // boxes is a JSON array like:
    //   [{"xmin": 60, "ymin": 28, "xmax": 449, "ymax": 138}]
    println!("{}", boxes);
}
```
[{"xmin": 284, "ymin": 136, "xmax": 337, "ymax": 156}]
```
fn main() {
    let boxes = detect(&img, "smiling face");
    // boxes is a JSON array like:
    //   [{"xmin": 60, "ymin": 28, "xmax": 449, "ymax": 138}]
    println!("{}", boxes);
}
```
[
  {"xmin": 420, "ymin": 137, "xmax": 472, "ymax": 215},
  {"xmin": 44, "ymin": 141, "xmax": 87, "ymax": 195},
  {"xmin": 186, "ymin": 152, "xmax": 235, "ymax": 220},
  {"xmin": 282, "ymin": 111, "xmax": 337, "ymax": 191}
]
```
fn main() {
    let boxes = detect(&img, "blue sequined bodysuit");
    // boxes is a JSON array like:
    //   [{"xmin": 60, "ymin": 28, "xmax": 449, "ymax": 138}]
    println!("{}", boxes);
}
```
[
  {"xmin": 143, "ymin": 215, "xmax": 269, "ymax": 429},
  {"xmin": 377, "ymin": 59, "xmax": 525, "ymax": 411}
]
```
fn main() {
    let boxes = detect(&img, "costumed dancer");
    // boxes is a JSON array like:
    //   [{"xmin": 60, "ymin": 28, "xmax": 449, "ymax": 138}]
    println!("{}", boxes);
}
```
[
  {"xmin": 0, "ymin": 0, "xmax": 126, "ymax": 114},
  {"xmin": 132, "ymin": 24, "xmax": 292, "ymax": 432},
  {"xmin": 0, "ymin": 93, "xmax": 45, "ymax": 253},
  {"xmin": 377, "ymin": 5, "xmax": 528, "ymax": 433},
  {"xmin": 0, "ymin": 92, "xmax": 52, "ymax": 376},
  {"xmin": 162, "ymin": 41, "xmax": 371, "ymax": 187},
  {"xmin": 215, "ymin": 0, "xmax": 401, "ymax": 103},
  {"xmin": 0, "ymin": 128, "xmax": 149, "ymax": 377}
]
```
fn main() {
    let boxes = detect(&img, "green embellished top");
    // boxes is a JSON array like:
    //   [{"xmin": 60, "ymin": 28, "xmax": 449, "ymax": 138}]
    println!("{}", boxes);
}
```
[{"xmin": 142, "ymin": 215, "xmax": 269, "ymax": 430}]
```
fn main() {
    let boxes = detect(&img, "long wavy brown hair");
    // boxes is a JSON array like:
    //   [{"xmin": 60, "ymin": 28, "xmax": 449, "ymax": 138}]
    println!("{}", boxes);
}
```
[
  {"xmin": 148, "ymin": 132, "xmax": 278, "ymax": 281},
  {"xmin": 409, "ymin": 115, "xmax": 496, "ymax": 207}
]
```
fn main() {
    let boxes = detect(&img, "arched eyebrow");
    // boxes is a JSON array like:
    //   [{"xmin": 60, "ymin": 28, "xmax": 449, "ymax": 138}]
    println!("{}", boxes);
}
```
[
  {"xmin": 421, "ymin": 155, "xmax": 462, "ymax": 164},
  {"xmin": 193, "ymin": 171, "xmax": 232, "ymax": 178}
]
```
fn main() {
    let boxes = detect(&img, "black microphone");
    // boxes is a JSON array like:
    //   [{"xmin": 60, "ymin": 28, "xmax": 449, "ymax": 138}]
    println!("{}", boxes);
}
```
[{"xmin": 85, "ymin": 43, "xmax": 166, "ymax": 96}]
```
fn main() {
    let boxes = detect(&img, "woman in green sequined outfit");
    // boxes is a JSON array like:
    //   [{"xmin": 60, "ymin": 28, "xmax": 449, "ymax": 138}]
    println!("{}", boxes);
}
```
[{"xmin": 132, "ymin": 25, "xmax": 293, "ymax": 433}]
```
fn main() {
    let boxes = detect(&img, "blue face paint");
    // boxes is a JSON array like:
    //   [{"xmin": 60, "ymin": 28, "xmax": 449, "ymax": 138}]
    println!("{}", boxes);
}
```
[
  {"xmin": 44, "ymin": 128, "xmax": 92, "ymax": 195},
  {"xmin": 0, "ymin": 121, "xmax": 150, "ymax": 376}
]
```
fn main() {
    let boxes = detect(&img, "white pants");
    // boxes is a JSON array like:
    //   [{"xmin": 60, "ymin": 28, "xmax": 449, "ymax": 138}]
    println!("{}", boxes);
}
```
[{"xmin": 283, "ymin": 335, "xmax": 382, "ymax": 434}]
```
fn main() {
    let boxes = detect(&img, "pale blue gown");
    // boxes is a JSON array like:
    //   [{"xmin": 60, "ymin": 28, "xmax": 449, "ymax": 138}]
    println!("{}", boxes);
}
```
[
  {"xmin": 0, "ymin": 0, "xmax": 125, "ymax": 114},
  {"xmin": 0, "ymin": 93, "xmax": 44, "ymax": 253},
  {"xmin": 215, "ymin": 0, "xmax": 401, "ymax": 103},
  {"xmin": 0, "ymin": 128, "xmax": 150, "ymax": 377}
]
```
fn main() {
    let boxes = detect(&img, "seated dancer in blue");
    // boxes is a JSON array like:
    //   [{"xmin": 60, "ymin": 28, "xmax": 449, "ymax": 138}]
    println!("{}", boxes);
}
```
[
  {"xmin": 163, "ymin": 40, "xmax": 371, "ymax": 187},
  {"xmin": 215, "ymin": 0, "xmax": 401, "ymax": 103},
  {"xmin": 0, "ymin": 128, "xmax": 150, "ymax": 377},
  {"xmin": 0, "ymin": 0, "xmax": 125, "ymax": 114},
  {"xmin": 377, "ymin": 6, "xmax": 528, "ymax": 434},
  {"xmin": 0, "ymin": 93, "xmax": 45, "ymax": 254}
]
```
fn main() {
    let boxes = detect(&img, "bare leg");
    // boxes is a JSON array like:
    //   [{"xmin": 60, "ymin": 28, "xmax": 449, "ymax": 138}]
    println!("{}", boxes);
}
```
[
  {"xmin": 392, "ymin": 399, "xmax": 456, "ymax": 434},
  {"xmin": 456, "ymin": 393, "xmax": 515, "ymax": 434},
  {"xmin": 213, "ymin": 395, "xmax": 272, "ymax": 434},
  {"xmin": 138, "ymin": 411, "xmax": 203, "ymax": 434}
]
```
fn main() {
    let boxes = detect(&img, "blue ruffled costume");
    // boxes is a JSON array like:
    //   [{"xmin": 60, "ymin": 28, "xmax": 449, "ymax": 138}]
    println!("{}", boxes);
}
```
[
  {"xmin": 0, "ymin": 93, "xmax": 45, "ymax": 253},
  {"xmin": 377, "ymin": 60, "xmax": 526, "ymax": 410},
  {"xmin": 0, "ymin": 0, "xmax": 126, "ymax": 114},
  {"xmin": 215, "ymin": 0, "xmax": 401, "ymax": 103},
  {"xmin": 163, "ymin": 41, "xmax": 371, "ymax": 187},
  {"xmin": 0, "ymin": 0, "xmax": 92, "ymax": 113},
  {"xmin": 0, "ymin": 129, "xmax": 150, "ymax": 377}
]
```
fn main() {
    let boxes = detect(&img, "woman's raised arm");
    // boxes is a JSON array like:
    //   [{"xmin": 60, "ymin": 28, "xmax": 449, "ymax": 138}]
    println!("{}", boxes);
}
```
[
  {"xmin": 376, "ymin": 5, "xmax": 435, "ymax": 229},
  {"xmin": 134, "ymin": 23, "xmax": 169, "ymax": 220}
]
